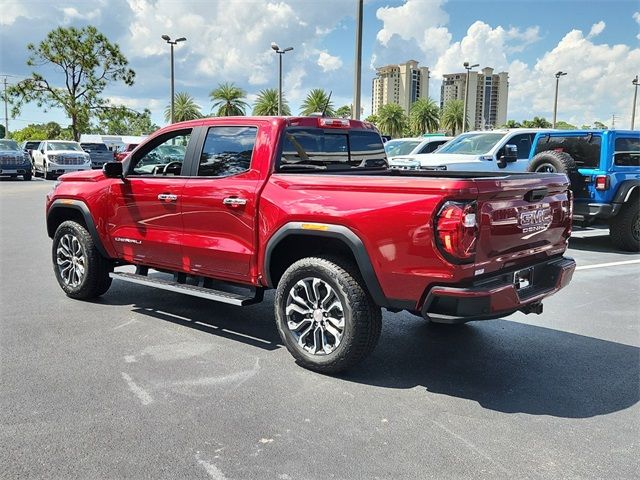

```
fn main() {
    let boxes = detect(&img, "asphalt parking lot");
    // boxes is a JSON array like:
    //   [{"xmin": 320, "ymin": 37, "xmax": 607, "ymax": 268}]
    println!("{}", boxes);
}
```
[{"xmin": 1, "ymin": 178, "xmax": 638, "ymax": 480}]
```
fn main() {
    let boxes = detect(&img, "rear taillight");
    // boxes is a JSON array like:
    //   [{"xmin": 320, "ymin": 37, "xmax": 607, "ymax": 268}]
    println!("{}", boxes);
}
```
[
  {"xmin": 595, "ymin": 175, "xmax": 609, "ymax": 190},
  {"xmin": 436, "ymin": 201, "xmax": 478, "ymax": 262}
]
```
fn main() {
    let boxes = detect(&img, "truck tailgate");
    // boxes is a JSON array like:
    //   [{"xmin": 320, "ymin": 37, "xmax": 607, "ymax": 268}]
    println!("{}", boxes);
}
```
[{"xmin": 472, "ymin": 173, "xmax": 571, "ymax": 270}]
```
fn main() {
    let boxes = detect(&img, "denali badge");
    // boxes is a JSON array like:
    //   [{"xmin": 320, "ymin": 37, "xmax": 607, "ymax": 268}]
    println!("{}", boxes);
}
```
[
  {"xmin": 518, "ymin": 206, "xmax": 552, "ymax": 234},
  {"xmin": 114, "ymin": 237, "xmax": 142, "ymax": 245}
]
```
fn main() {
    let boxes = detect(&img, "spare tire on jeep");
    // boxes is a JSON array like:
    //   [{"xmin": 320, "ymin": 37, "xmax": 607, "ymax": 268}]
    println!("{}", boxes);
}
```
[{"xmin": 528, "ymin": 150, "xmax": 578, "ymax": 175}]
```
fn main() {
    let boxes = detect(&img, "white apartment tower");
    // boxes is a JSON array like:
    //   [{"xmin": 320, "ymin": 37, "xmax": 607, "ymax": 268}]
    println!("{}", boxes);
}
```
[
  {"xmin": 371, "ymin": 60, "xmax": 430, "ymax": 115},
  {"xmin": 440, "ymin": 67, "xmax": 509, "ymax": 130}
]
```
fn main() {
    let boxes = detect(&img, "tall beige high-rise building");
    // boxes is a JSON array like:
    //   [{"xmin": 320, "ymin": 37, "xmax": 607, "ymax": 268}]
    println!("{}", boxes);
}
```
[
  {"xmin": 371, "ymin": 60, "xmax": 430, "ymax": 115},
  {"xmin": 440, "ymin": 67, "xmax": 509, "ymax": 130}
]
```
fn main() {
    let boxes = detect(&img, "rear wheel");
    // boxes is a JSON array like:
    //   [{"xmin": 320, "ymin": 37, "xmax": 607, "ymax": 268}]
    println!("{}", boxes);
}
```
[
  {"xmin": 275, "ymin": 256, "xmax": 382, "ymax": 374},
  {"xmin": 52, "ymin": 221, "xmax": 113, "ymax": 299},
  {"xmin": 610, "ymin": 198, "xmax": 640, "ymax": 252}
]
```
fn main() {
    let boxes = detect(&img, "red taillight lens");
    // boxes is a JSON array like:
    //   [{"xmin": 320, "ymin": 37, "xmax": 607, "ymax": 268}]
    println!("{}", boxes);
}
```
[
  {"xmin": 436, "ymin": 202, "xmax": 478, "ymax": 262},
  {"xmin": 595, "ymin": 175, "xmax": 609, "ymax": 190}
]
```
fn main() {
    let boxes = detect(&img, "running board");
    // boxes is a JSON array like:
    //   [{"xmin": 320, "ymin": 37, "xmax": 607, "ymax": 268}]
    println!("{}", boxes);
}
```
[{"xmin": 109, "ymin": 272, "xmax": 263, "ymax": 306}]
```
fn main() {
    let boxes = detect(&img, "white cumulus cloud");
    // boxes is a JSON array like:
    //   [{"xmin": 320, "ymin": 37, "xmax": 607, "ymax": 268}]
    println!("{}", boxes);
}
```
[
  {"xmin": 317, "ymin": 51, "xmax": 343, "ymax": 72},
  {"xmin": 587, "ymin": 21, "xmax": 606, "ymax": 38}
]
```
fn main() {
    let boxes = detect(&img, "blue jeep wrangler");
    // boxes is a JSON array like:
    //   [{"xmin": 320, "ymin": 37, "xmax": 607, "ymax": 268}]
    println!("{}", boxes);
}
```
[{"xmin": 528, "ymin": 130, "xmax": 639, "ymax": 251}]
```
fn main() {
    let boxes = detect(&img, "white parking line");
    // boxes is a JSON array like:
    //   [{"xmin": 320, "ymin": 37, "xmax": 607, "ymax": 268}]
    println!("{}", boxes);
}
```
[
  {"xmin": 571, "ymin": 229, "xmax": 609, "ymax": 238},
  {"xmin": 576, "ymin": 259, "xmax": 640, "ymax": 271}
]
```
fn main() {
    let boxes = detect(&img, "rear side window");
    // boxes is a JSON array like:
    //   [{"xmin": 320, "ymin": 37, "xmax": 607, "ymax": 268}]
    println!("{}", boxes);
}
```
[
  {"xmin": 614, "ymin": 137, "xmax": 640, "ymax": 167},
  {"xmin": 280, "ymin": 128, "xmax": 386, "ymax": 171},
  {"xmin": 197, "ymin": 126, "xmax": 257, "ymax": 177},
  {"xmin": 534, "ymin": 135, "xmax": 601, "ymax": 168}
]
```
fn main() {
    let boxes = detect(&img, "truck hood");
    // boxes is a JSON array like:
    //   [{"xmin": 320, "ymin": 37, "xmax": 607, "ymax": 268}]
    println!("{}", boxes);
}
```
[
  {"xmin": 58, "ymin": 169, "xmax": 105, "ymax": 182},
  {"xmin": 47, "ymin": 149, "xmax": 88, "ymax": 156},
  {"xmin": 400, "ymin": 153, "xmax": 481, "ymax": 166}
]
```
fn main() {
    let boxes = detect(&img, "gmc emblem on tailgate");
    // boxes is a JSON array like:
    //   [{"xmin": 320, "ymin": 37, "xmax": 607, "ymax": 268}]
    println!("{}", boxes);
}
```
[{"xmin": 518, "ymin": 206, "xmax": 552, "ymax": 234}]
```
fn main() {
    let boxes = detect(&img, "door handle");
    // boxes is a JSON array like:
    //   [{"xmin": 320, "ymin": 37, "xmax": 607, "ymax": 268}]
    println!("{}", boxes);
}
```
[
  {"xmin": 157, "ymin": 193, "xmax": 178, "ymax": 202},
  {"xmin": 223, "ymin": 197, "xmax": 247, "ymax": 206}
]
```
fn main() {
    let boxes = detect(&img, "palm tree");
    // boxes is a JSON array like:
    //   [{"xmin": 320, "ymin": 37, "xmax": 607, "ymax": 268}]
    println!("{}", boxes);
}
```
[
  {"xmin": 377, "ymin": 103, "xmax": 407, "ymax": 138},
  {"xmin": 522, "ymin": 116, "xmax": 551, "ymax": 128},
  {"xmin": 300, "ymin": 89, "xmax": 335, "ymax": 116},
  {"xmin": 164, "ymin": 92, "xmax": 202, "ymax": 123},
  {"xmin": 409, "ymin": 98, "xmax": 439, "ymax": 135},
  {"xmin": 210, "ymin": 82, "xmax": 249, "ymax": 116},
  {"xmin": 440, "ymin": 99, "xmax": 467, "ymax": 135},
  {"xmin": 252, "ymin": 88, "xmax": 291, "ymax": 116},
  {"xmin": 501, "ymin": 119, "xmax": 522, "ymax": 128},
  {"xmin": 335, "ymin": 105, "xmax": 352, "ymax": 118}
]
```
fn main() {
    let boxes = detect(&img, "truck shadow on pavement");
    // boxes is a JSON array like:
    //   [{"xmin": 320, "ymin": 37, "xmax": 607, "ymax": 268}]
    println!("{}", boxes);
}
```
[
  {"xmin": 346, "ymin": 316, "xmax": 640, "ymax": 419},
  {"xmin": 100, "ymin": 282, "xmax": 639, "ymax": 419},
  {"xmin": 569, "ymin": 234, "xmax": 640, "ymax": 255}
]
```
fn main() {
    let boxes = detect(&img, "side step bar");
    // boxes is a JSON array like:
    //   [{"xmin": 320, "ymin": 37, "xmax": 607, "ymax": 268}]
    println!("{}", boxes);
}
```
[{"xmin": 109, "ymin": 272, "xmax": 263, "ymax": 306}]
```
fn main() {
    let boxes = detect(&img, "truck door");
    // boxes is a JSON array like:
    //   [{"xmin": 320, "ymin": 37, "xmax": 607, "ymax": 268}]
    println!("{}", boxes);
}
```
[
  {"xmin": 499, "ymin": 133, "xmax": 535, "ymax": 172},
  {"xmin": 180, "ymin": 124, "xmax": 262, "ymax": 283},
  {"xmin": 107, "ymin": 127, "xmax": 195, "ymax": 270}
]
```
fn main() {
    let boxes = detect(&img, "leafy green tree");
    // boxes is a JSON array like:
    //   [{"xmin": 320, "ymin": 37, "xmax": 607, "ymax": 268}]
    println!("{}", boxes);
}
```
[
  {"xmin": 377, "ymin": 103, "xmax": 407, "ymax": 138},
  {"xmin": 10, "ymin": 122, "xmax": 72, "ymax": 141},
  {"xmin": 581, "ymin": 124, "xmax": 592, "ymax": 129},
  {"xmin": 593, "ymin": 121, "xmax": 608, "ymax": 130},
  {"xmin": 93, "ymin": 107, "xmax": 159, "ymax": 135},
  {"xmin": 164, "ymin": 92, "xmax": 202, "ymax": 123},
  {"xmin": 300, "ymin": 89, "xmax": 335, "ymax": 116},
  {"xmin": 554, "ymin": 120, "xmax": 577, "ymax": 130},
  {"xmin": 335, "ymin": 105, "xmax": 352, "ymax": 118},
  {"xmin": 210, "ymin": 82, "xmax": 248, "ymax": 116},
  {"xmin": 409, "ymin": 98, "xmax": 439, "ymax": 135},
  {"xmin": 7, "ymin": 26, "xmax": 135, "ymax": 141},
  {"xmin": 440, "ymin": 99, "xmax": 467, "ymax": 135},
  {"xmin": 364, "ymin": 114, "xmax": 379, "ymax": 125},
  {"xmin": 501, "ymin": 120, "xmax": 522, "ymax": 128},
  {"xmin": 522, "ymin": 116, "xmax": 551, "ymax": 128},
  {"xmin": 252, "ymin": 88, "xmax": 290, "ymax": 116}
]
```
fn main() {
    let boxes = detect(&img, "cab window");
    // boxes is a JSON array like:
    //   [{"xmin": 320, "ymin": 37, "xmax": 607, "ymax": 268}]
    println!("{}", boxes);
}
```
[
  {"xmin": 129, "ymin": 129, "xmax": 191, "ymax": 176},
  {"xmin": 614, "ymin": 137, "xmax": 640, "ymax": 167},
  {"xmin": 197, "ymin": 126, "xmax": 257, "ymax": 177}
]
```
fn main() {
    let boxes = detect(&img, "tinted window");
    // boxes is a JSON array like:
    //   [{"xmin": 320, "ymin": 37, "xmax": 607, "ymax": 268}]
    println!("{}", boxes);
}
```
[
  {"xmin": 197, "ymin": 126, "xmax": 257, "ymax": 177},
  {"xmin": 507, "ymin": 133, "xmax": 533, "ymax": 159},
  {"xmin": 280, "ymin": 128, "xmax": 386, "ymax": 171},
  {"xmin": 419, "ymin": 140, "xmax": 448, "ymax": 154},
  {"xmin": 384, "ymin": 139, "xmax": 421, "ymax": 157},
  {"xmin": 534, "ymin": 134, "xmax": 601, "ymax": 168},
  {"xmin": 130, "ymin": 130, "xmax": 191, "ymax": 176},
  {"xmin": 614, "ymin": 137, "xmax": 640, "ymax": 167},
  {"xmin": 81, "ymin": 143, "xmax": 108, "ymax": 151},
  {"xmin": 24, "ymin": 141, "xmax": 40, "ymax": 150}
]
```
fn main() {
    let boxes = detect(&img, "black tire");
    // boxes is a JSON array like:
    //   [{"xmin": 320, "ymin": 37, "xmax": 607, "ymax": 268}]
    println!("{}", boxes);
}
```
[
  {"xmin": 33, "ymin": 162, "xmax": 42, "ymax": 177},
  {"xmin": 52, "ymin": 220, "xmax": 113, "ymax": 299},
  {"xmin": 23, "ymin": 172, "xmax": 32, "ymax": 181},
  {"xmin": 610, "ymin": 199, "xmax": 640, "ymax": 252},
  {"xmin": 44, "ymin": 169, "xmax": 55, "ymax": 180},
  {"xmin": 275, "ymin": 256, "xmax": 382, "ymax": 374},
  {"xmin": 528, "ymin": 150, "xmax": 578, "ymax": 174}
]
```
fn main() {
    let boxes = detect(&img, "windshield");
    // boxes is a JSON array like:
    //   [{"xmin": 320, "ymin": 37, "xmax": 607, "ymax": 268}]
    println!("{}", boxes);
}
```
[
  {"xmin": 279, "ymin": 128, "xmax": 387, "ymax": 172},
  {"xmin": 0, "ymin": 140, "xmax": 20, "ymax": 151},
  {"xmin": 437, "ymin": 132, "xmax": 505, "ymax": 155},
  {"xmin": 24, "ymin": 141, "xmax": 41, "ymax": 149},
  {"xmin": 81, "ymin": 143, "xmax": 108, "ymax": 151},
  {"xmin": 48, "ymin": 142, "xmax": 82, "ymax": 152},
  {"xmin": 384, "ymin": 140, "xmax": 421, "ymax": 157}
]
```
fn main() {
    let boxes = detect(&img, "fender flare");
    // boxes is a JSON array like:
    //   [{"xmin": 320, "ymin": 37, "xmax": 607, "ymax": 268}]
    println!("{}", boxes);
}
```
[
  {"xmin": 47, "ymin": 199, "xmax": 110, "ymax": 258},
  {"xmin": 613, "ymin": 180, "xmax": 640, "ymax": 204},
  {"xmin": 263, "ymin": 222, "xmax": 389, "ymax": 307}
]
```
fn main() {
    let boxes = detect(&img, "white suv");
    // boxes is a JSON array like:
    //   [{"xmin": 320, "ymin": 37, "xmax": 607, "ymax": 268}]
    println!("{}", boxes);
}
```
[
  {"xmin": 390, "ymin": 129, "xmax": 554, "ymax": 172},
  {"xmin": 32, "ymin": 140, "xmax": 91, "ymax": 179}
]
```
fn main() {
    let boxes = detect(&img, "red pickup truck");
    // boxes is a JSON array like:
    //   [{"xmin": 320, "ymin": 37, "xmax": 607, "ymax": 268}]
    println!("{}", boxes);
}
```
[{"xmin": 46, "ymin": 116, "xmax": 575, "ymax": 373}]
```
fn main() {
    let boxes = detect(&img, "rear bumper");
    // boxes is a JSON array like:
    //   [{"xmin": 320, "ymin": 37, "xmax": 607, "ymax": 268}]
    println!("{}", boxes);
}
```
[
  {"xmin": 421, "ymin": 256, "xmax": 575, "ymax": 324},
  {"xmin": 573, "ymin": 201, "xmax": 620, "ymax": 222}
]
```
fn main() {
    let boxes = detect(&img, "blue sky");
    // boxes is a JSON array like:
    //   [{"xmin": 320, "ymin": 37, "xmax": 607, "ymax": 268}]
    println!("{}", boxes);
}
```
[{"xmin": 1, "ymin": 0, "xmax": 639, "ymax": 131}]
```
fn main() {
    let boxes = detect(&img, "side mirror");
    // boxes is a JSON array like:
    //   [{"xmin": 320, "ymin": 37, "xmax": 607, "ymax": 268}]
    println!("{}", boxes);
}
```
[
  {"xmin": 40, "ymin": 149, "xmax": 45, "ymax": 154},
  {"xmin": 502, "ymin": 144, "xmax": 518, "ymax": 163},
  {"xmin": 103, "ymin": 161, "xmax": 123, "ymax": 179}
]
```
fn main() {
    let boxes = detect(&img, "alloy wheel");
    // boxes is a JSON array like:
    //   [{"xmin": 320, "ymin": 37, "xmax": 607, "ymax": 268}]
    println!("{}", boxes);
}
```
[
  {"xmin": 56, "ymin": 234, "xmax": 86, "ymax": 287},
  {"xmin": 285, "ymin": 277, "xmax": 346, "ymax": 355},
  {"xmin": 535, "ymin": 163, "xmax": 557, "ymax": 173}
]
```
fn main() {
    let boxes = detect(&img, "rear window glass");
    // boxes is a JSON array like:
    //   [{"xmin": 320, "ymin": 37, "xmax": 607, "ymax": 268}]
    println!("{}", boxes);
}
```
[
  {"xmin": 614, "ymin": 137, "xmax": 640, "ymax": 167},
  {"xmin": 534, "ymin": 135, "xmax": 601, "ymax": 168},
  {"xmin": 279, "ymin": 128, "xmax": 386, "ymax": 171},
  {"xmin": 81, "ymin": 143, "xmax": 108, "ymax": 151}
]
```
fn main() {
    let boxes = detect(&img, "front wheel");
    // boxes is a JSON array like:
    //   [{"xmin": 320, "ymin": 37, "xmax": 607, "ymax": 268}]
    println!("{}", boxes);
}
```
[
  {"xmin": 23, "ymin": 172, "xmax": 32, "ymax": 181},
  {"xmin": 275, "ymin": 257, "xmax": 382, "ymax": 374},
  {"xmin": 52, "ymin": 221, "xmax": 113, "ymax": 299}
]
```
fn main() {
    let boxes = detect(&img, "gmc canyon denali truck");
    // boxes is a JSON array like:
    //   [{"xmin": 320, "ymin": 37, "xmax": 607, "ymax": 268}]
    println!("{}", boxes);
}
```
[{"xmin": 46, "ymin": 116, "xmax": 576, "ymax": 373}]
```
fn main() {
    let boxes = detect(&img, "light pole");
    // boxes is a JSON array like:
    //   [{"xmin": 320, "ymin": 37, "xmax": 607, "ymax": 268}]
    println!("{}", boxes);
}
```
[
  {"xmin": 552, "ymin": 71, "xmax": 567, "ymax": 129},
  {"xmin": 631, "ymin": 75, "xmax": 638, "ymax": 130},
  {"xmin": 161, "ymin": 35, "xmax": 186, "ymax": 124},
  {"xmin": 462, "ymin": 62, "xmax": 479, "ymax": 133},
  {"xmin": 352, "ymin": 0, "xmax": 363, "ymax": 119},
  {"xmin": 271, "ymin": 43, "xmax": 293, "ymax": 116}
]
